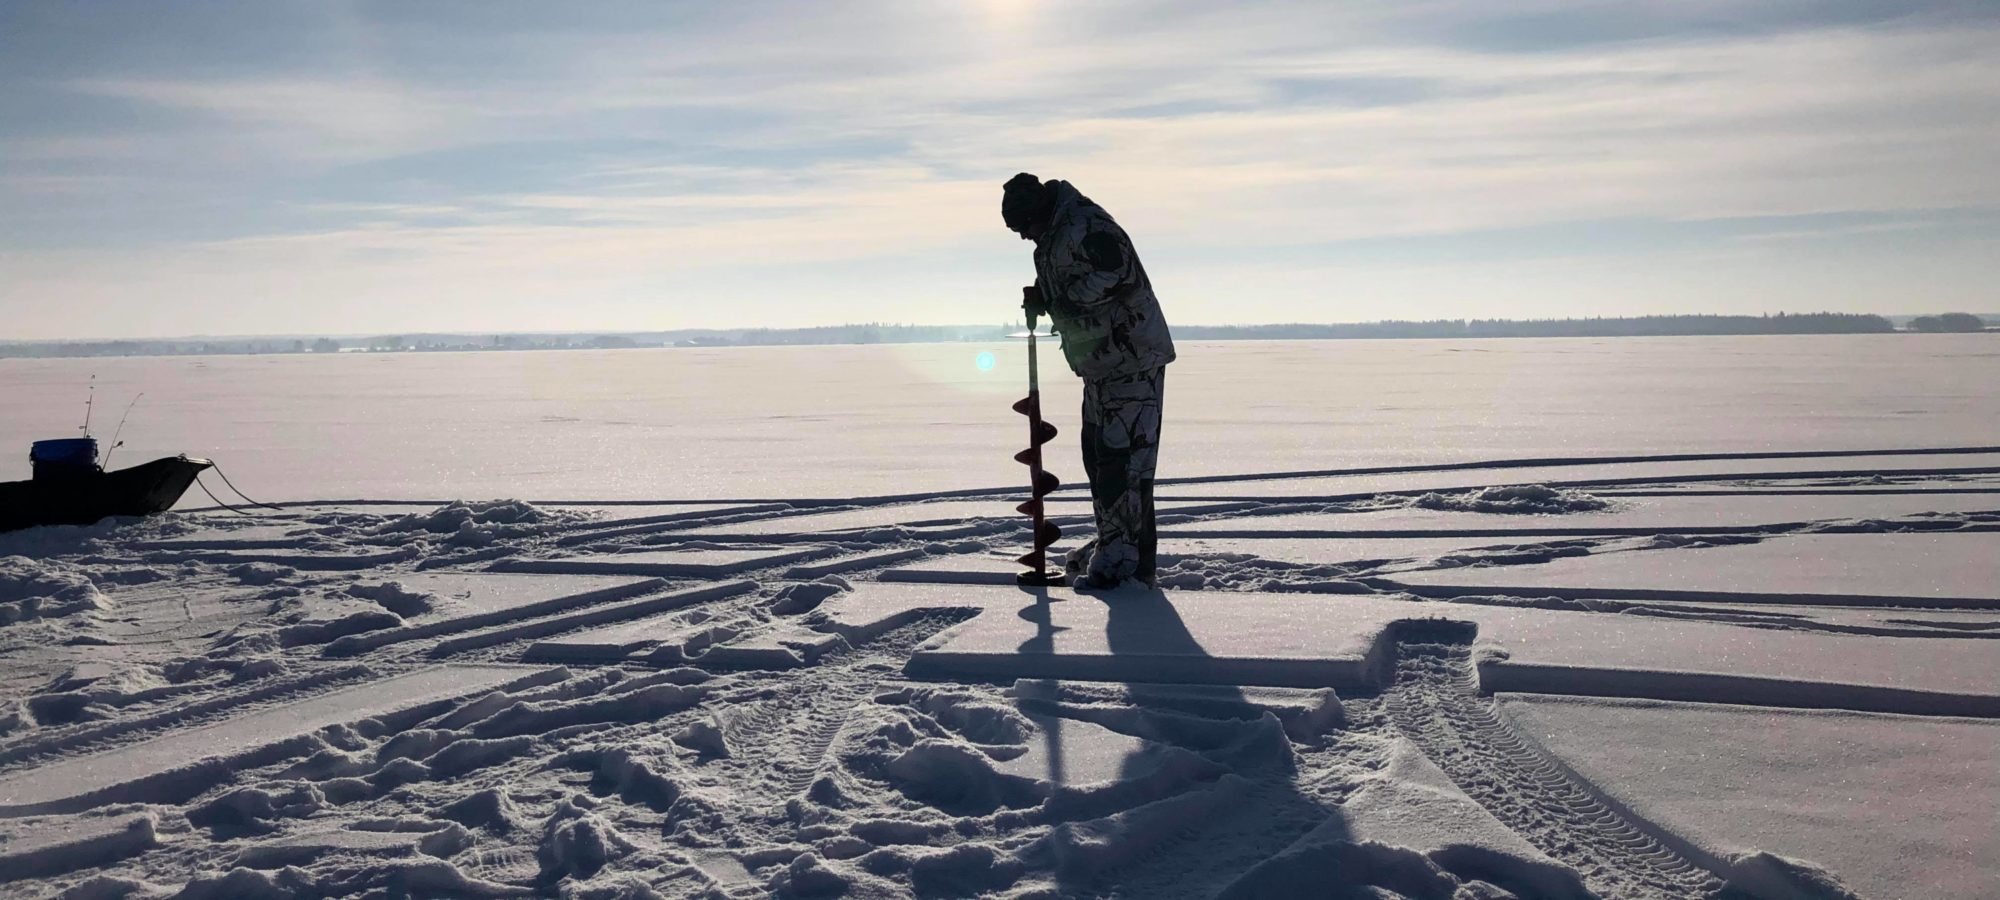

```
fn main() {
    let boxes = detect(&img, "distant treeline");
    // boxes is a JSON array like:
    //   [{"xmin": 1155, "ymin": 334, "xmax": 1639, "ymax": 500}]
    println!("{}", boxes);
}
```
[
  {"xmin": 4, "ymin": 313, "xmax": 1990, "ymax": 359},
  {"xmin": 652, "ymin": 324, "xmax": 1011, "ymax": 346},
  {"xmin": 1907, "ymin": 313, "xmax": 1989, "ymax": 333},
  {"xmin": 1177, "ymin": 313, "xmax": 1903, "ymax": 340},
  {"xmin": 0, "ymin": 324, "xmax": 1011, "ymax": 358}
]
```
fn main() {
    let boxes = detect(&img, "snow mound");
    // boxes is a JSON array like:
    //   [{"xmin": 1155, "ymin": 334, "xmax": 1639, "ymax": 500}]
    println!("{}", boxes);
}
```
[
  {"xmin": 557, "ymin": 745, "xmax": 687, "ymax": 810},
  {"xmin": 189, "ymin": 782, "xmax": 329, "ymax": 833},
  {"xmin": 15, "ymin": 662, "xmax": 179, "ymax": 730},
  {"xmin": 671, "ymin": 717, "xmax": 731, "ymax": 757},
  {"xmin": 438, "ymin": 788, "xmax": 527, "ymax": 834},
  {"xmin": 0, "ymin": 555, "xmax": 110, "ymax": 625},
  {"xmin": 263, "ymin": 594, "xmax": 404, "ymax": 648},
  {"xmin": 537, "ymin": 796, "xmax": 639, "ymax": 883},
  {"xmin": 370, "ymin": 499, "xmax": 582, "ymax": 547},
  {"xmin": 1410, "ymin": 485, "xmax": 1612, "ymax": 515},
  {"xmin": 1723, "ymin": 851, "xmax": 1863, "ymax": 900}
]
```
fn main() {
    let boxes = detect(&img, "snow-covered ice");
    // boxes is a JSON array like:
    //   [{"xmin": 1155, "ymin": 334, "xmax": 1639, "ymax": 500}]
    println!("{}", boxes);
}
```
[
  {"xmin": 1182, "ymin": 490, "xmax": 2000, "ymax": 533},
  {"xmin": 0, "ymin": 665, "xmax": 555, "ymax": 814},
  {"xmin": 1500, "ymin": 695, "xmax": 2000, "ymax": 899},
  {"xmin": 1387, "ymin": 532, "xmax": 2000, "ymax": 606},
  {"xmin": 491, "ymin": 546, "xmax": 839, "ymax": 577},
  {"xmin": 787, "ymin": 582, "xmax": 2000, "ymax": 713},
  {"xmin": 1, "ymin": 341, "xmax": 1997, "ymax": 897},
  {"xmin": 1158, "ymin": 451, "xmax": 2000, "ymax": 500}
]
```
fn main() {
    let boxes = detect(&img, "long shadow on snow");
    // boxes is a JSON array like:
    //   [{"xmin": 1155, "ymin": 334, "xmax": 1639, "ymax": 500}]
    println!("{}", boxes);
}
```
[{"xmin": 1001, "ymin": 585, "xmax": 1512, "ymax": 899}]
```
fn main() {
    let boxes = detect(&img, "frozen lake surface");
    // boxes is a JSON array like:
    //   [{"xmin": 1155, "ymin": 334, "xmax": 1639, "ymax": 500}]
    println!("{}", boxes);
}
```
[
  {"xmin": 2, "ymin": 335, "xmax": 1996, "ymax": 503},
  {"xmin": 1, "ymin": 335, "xmax": 1996, "ymax": 898}
]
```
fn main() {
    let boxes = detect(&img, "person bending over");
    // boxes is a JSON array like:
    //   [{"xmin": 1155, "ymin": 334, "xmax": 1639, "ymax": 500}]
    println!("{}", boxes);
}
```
[{"xmin": 1001, "ymin": 172, "xmax": 1176, "ymax": 589}]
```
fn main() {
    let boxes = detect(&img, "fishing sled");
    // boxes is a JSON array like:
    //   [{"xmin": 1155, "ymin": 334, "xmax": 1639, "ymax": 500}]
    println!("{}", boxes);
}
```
[{"xmin": 1, "ymin": 438, "xmax": 212, "ymax": 532}]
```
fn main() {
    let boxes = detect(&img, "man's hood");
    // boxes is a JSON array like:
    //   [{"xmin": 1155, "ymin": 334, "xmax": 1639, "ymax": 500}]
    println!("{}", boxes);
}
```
[
  {"xmin": 1035, "ymin": 180, "xmax": 1086, "ymax": 244},
  {"xmin": 1044, "ymin": 180, "xmax": 1084, "ymax": 217}
]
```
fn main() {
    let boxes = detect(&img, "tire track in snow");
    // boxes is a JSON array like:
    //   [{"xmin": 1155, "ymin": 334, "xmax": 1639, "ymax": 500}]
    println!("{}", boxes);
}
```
[{"xmin": 1381, "ymin": 623, "xmax": 1725, "ymax": 900}]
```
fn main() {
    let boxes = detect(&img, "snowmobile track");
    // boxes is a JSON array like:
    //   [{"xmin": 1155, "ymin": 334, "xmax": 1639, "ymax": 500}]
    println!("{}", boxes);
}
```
[
  {"xmin": 0, "ymin": 663, "xmax": 375, "ymax": 775},
  {"xmin": 1381, "ymin": 621, "xmax": 1727, "ymax": 900}
]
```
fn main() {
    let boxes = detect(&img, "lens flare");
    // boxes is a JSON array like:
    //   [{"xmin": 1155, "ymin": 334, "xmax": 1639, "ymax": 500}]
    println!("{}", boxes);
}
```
[{"xmin": 975, "ymin": 351, "xmax": 996, "ymax": 372}]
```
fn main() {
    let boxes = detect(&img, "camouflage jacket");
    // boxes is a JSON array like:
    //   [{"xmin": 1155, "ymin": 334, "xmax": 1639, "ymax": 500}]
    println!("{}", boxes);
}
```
[{"xmin": 1033, "ymin": 181, "xmax": 1175, "ymax": 380}]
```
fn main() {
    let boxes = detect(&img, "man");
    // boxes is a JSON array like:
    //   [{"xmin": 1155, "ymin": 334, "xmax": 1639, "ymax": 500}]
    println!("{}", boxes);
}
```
[{"xmin": 1002, "ymin": 172, "xmax": 1175, "ymax": 589}]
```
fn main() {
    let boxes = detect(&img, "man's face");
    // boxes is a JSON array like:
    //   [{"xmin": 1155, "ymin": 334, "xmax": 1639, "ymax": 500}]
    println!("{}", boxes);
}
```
[
  {"xmin": 1003, "ymin": 187, "xmax": 1049, "ymax": 241},
  {"xmin": 1008, "ymin": 216, "xmax": 1046, "ymax": 241}
]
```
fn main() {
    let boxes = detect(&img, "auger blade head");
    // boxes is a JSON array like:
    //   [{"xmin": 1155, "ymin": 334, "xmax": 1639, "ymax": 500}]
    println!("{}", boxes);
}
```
[
  {"xmin": 1032, "ymin": 420, "xmax": 1058, "ymax": 445},
  {"xmin": 1012, "ymin": 395, "xmax": 1037, "ymax": 416},
  {"xmin": 1030, "ymin": 469, "xmax": 1060, "ymax": 498},
  {"xmin": 1014, "ymin": 567, "xmax": 1065, "ymax": 586}
]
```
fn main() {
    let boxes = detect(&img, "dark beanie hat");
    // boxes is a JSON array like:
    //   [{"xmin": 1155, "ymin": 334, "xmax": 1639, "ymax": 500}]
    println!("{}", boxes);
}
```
[{"xmin": 1002, "ymin": 172, "xmax": 1054, "ymax": 230}]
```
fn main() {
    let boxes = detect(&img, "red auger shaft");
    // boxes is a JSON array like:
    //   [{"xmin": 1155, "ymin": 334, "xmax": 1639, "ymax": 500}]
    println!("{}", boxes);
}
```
[{"xmin": 1014, "ymin": 313, "xmax": 1062, "ymax": 584}]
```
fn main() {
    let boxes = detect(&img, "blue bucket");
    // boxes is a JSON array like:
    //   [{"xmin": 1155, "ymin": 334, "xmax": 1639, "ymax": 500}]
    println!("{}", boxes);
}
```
[{"xmin": 31, "ymin": 437, "xmax": 99, "ymax": 477}]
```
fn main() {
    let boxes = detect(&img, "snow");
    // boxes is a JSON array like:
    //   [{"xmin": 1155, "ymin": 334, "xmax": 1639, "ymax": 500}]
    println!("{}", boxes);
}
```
[
  {"xmin": 677, "ymin": 497, "xmax": 1251, "ymax": 539},
  {"xmin": 1500, "ymin": 694, "xmax": 2000, "ymax": 899},
  {"xmin": 0, "ymin": 665, "xmax": 557, "ymax": 814},
  {"xmin": 135, "ymin": 523, "xmax": 334, "ymax": 550},
  {"xmin": 490, "ymin": 546, "xmax": 838, "ymax": 577},
  {"xmin": 1, "ymin": 340, "xmax": 1997, "ymax": 897},
  {"xmin": 1159, "ymin": 451, "xmax": 2000, "ymax": 500},
  {"xmin": 419, "ymin": 580, "xmax": 755, "ymax": 657},
  {"xmin": 880, "ymin": 538, "xmax": 1584, "ymax": 586},
  {"xmin": 0, "ymin": 812, "xmax": 157, "ymax": 882},
  {"xmin": 313, "ymin": 572, "xmax": 665, "ymax": 654},
  {"xmin": 1187, "ymin": 490, "xmax": 2000, "ymax": 533},
  {"xmin": 1389, "ymin": 532, "xmax": 2000, "ymax": 606},
  {"xmin": 0, "ymin": 556, "xmax": 108, "ymax": 625},
  {"xmin": 1222, "ymin": 740, "xmax": 1592, "ymax": 899},
  {"xmin": 6, "ymin": 338, "xmax": 1998, "ymax": 504},
  {"xmin": 797, "ymin": 583, "xmax": 2000, "ymax": 712},
  {"xmin": 158, "ymin": 546, "xmax": 421, "ymax": 571}
]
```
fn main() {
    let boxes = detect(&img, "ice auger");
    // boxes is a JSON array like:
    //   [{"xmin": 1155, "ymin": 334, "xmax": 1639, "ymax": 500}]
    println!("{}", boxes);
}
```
[{"xmin": 1013, "ymin": 311, "xmax": 1064, "ymax": 585}]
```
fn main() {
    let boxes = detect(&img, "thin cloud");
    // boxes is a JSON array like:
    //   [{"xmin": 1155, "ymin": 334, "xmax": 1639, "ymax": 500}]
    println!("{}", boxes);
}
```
[{"xmin": 1, "ymin": 1, "xmax": 1995, "ymax": 338}]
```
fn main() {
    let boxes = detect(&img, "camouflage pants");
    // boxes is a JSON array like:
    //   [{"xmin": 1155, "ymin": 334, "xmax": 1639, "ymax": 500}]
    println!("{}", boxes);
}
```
[{"xmin": 1067, "ymin": 368, "xmax": 1165, "ymax": 584}]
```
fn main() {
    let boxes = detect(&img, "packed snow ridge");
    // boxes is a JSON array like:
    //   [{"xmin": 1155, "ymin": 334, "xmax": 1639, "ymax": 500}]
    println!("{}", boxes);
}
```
[{"xmin": 1408, "ymin": 485, "xmax": 1613, "ymax": 515}]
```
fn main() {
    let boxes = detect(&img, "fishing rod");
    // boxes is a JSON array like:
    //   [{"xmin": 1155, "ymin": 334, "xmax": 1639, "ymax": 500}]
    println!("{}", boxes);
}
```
[
  {"xmin": 98, "ymin": 393, "xmax": 145, "ymax": 470},
  {"xmin": 80, "ymin": 375, "xmax": 96, "ymax": 436}
]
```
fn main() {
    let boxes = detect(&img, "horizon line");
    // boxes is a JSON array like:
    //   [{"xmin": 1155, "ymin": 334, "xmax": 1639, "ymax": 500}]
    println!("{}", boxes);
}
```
[{"xmin": 6, "ymin": 310, "xmax": 1992, "ymax": 346}]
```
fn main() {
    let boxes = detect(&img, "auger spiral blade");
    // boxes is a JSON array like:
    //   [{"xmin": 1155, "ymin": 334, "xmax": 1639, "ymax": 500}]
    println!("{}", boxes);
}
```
[{"xmin": 1014, "ymin": 312, "xmax": 1066, "ymax": 586}]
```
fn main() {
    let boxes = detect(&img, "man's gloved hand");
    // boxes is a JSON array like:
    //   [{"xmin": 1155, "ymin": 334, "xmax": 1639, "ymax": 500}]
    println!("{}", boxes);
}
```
[{"xmin": 1022, "ymin": 284, "xmax": 1048, "ymax": 320}]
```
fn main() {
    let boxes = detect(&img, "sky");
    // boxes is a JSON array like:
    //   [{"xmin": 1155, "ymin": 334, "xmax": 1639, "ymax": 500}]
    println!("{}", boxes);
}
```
[{"xmin": 2, "ymin": 1, "xmax": 1996, "ymax": 340}]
